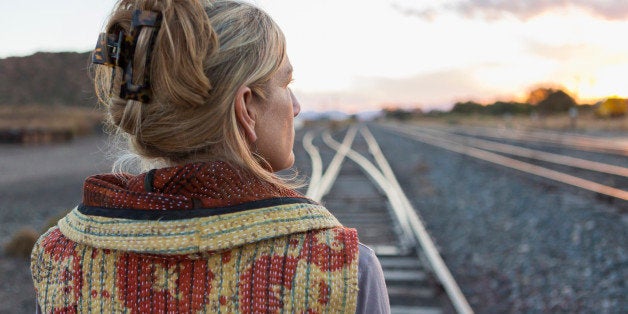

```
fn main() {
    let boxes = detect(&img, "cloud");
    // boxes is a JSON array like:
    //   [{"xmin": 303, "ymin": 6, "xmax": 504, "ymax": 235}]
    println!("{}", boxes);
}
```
[
  {"xmin": 295, "ymin": 68, "xmax": 498, "ymax": 112},
  {"xmin": 524, "ymin": 39, "xmax": 628, "ymax": 71},
  {"xmin": 390, "ymin": 2, "xmax": 438, "ymax": 21},
  {"xmin": 525, "ymin": 41, "xmax": 601, "ymax": 60},
  {"xmin": 353, "ymin": 68, "xmax": 489, "ymax": 104},
  {"xmin": 392, "ymin": 0, "xmax": 628, "ymax": 21}
]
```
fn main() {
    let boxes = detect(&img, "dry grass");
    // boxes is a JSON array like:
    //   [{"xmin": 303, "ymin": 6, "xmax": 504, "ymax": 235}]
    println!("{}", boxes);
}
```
[
  {"xmin": 410, "ymin": 112, "xmax": 628, "ymax": 134},
  {"xmin": 0, "ymin": 105, "xmax": 104, "ymax": 136},
  {"xmin": 4, "ymin": 227, "xmax": 39, "ymax": 259}
]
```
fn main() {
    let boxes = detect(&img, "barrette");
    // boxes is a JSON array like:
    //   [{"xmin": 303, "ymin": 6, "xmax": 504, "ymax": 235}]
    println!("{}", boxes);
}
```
[{"xmin": 92, "ymin": 10, "xmax": 162, "ymax": 103}]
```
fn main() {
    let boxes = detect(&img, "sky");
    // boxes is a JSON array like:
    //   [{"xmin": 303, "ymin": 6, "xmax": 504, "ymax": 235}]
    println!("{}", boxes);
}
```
[{"xmin": 1, "ymin": 0, "xmax": 628, "ymax": 112}]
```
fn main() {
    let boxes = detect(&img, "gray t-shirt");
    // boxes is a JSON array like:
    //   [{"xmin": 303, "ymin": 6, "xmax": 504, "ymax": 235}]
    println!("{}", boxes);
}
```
[{"xmin": 357, "ymin": 243, "xmax": 391, "ymax": 314}]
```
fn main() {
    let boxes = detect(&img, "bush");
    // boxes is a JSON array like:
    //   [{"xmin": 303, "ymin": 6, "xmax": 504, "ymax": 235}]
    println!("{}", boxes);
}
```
[{"xmin": 536, "ymin": 90, "xmax": 576, "ymax": 114}]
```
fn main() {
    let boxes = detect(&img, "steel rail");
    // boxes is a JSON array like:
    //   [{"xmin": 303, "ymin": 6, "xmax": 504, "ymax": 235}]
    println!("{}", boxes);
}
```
[
  {"xmin": 381, "ymin": 124, "xmax": 628, "ymax": 201},
  {"xmin": 321, "ymin": 131, "xmax": 416, "ymax": 249},
  {"xmin": 323, "ymin": 129, "xmax": 474, "ymax": 314},
  {"xmin": 309, "ymin": 126, "xmax": 358, "ymax": 201},
  {"xmin": 358, "ymin": 126, "xmax": 474, "ymax": 314},
  {"xmin": 442, "ymin": 125, "xmax": 628, "ymax": 156},
  {"xmin": 302, "ymin": 130, "xmax": 324, "ymax": 199},
  {"xmin": 412, "ymin": 126, "xmax": 628, "ymax": 178}
]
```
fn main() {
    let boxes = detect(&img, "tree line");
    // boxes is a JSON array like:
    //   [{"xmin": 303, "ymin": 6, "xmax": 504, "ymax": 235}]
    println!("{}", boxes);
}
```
[
  {"xmin": 383, "ymin": 87, "xmax": 594, "ymax": 120},
  {"xmin": 450, "ymin": 88, "xmax": 582, "ymax": 116}
]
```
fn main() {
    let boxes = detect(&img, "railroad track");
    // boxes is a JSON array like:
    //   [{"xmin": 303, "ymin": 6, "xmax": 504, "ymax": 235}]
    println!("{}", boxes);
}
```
[
  {"xmin": 427, "ymin": 124, "xmax": 628, "ymax": 157},
  {"xmin": 378, "ymin": 123, "xmax": 628, "ymax": 207},
  {"xmin": 299, "ymin": 125, "xmax": 473, "ymax": 314}
]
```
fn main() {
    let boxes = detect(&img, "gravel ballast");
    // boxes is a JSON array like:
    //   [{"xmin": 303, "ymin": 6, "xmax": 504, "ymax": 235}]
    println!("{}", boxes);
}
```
[{"xmin": 368, "ymin": 124, "xmax": 626, "ymax": 312}]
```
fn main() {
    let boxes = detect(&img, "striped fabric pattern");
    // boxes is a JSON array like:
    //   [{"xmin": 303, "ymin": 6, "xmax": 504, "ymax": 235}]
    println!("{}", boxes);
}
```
[
  {"xmin": 58, "ymin": 202, "xmax": 342, "ymax": 255},
  {"xmin": 30, "ymin": 162, "xmax": 360, "ymax": 313},
  {"xmin": 32, "ymin": 226, "xmax": 359, "ymax": 313}
]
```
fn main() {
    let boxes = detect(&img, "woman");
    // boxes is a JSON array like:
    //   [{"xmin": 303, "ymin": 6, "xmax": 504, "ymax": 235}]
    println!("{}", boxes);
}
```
[{"xmin": 30, "ymin": 0, "xmax": 389, "ymax": 313}]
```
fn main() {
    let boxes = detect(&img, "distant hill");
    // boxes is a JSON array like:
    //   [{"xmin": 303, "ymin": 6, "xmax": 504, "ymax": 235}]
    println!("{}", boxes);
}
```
[{"xmin": 0, "ymin": 51, "xmax": 95, "ymax": 107}]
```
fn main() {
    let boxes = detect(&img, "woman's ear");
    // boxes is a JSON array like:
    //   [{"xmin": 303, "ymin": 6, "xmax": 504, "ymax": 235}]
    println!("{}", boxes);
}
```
[{"xmin": 234, "ymin": 85, "xmax": 257, "ymax": 144}]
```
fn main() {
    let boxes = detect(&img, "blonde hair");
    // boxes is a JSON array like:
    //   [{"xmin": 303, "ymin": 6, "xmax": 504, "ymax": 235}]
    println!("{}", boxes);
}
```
[{"xmin": 94, "ymin": 0, "xmax": 292, "ymax": 187}]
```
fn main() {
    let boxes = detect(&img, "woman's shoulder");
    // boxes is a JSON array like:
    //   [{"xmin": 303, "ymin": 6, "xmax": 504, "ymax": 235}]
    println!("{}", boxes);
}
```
[
  {"xmin": 358, "ymin": 243, "xmax": 381, "ymax": 277},
  {"xmin": 357, "ymin": 243, "xmax": 391, "ymax": 314}
]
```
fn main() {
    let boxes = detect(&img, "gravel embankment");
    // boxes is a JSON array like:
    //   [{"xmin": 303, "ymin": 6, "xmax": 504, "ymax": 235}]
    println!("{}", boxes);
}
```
[
  {"xmin": 0, "ymin": 135, "xmax": 111, "ymax": 313},
  {"xmin": 368, "ymin": 123, "xmax": 626, "ymax": 313}
]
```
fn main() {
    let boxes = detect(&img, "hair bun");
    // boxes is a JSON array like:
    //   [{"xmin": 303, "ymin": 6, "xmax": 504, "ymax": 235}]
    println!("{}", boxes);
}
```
[{"xmin": 149, "ymin": 0, "xmax": 217, "ymax": 108}]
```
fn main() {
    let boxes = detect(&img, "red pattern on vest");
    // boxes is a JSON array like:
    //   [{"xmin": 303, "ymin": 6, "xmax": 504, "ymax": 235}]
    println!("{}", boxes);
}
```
[{"xmin": 31, "ymin": 162, "xmax": 359, "ymax": 313}]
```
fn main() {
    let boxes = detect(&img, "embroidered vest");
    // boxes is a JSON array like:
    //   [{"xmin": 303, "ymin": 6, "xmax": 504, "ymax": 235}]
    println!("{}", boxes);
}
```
[{"xmin": 31, "ymin": 162, "xmax": 359, "ymax": 313}]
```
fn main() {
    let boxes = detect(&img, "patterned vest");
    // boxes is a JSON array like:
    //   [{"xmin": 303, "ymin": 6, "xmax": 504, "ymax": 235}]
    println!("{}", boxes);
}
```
[{"xmin": 31, "ymin": 162, "xmax": 359, "ymax": 313}]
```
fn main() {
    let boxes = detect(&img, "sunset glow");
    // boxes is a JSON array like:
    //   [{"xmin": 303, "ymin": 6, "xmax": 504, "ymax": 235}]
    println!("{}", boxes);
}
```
[{"xmin": 1, "ymin": 0, "xmax": 627, "ymax": 112}]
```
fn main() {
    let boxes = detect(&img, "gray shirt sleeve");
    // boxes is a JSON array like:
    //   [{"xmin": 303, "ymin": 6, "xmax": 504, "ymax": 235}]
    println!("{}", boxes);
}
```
[{"xmin": 356, "ymin": 243, "xmax": 390, "ymax": 314}]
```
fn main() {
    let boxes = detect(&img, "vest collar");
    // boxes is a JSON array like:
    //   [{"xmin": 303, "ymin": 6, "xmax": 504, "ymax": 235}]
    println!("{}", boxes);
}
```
[{"xmin": 58, "ymin": 162, "xmax": 340, "ymax": 255}]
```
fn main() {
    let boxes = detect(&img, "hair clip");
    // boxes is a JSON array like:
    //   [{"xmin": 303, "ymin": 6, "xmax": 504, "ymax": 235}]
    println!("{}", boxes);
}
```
[
  {"xmin": 119, "ymin": 10, "xmax": 162, "ymax": 103},
  {"xmin": 132, "ymin": 10, "xmax": 161, "ymax": 28},
  {"xmin": 92, "ymin": 10, "xmax": 162, "ymax": 103},
  {"xmin": 92, "ymin": 32, "xmax": 123, "ymax": 67}
]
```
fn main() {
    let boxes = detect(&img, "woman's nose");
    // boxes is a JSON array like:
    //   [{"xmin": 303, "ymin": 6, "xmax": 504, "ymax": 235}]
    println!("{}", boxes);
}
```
[{"xmin": 290, "ymin": 89, "xmax": 301, "ymax": 117}]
